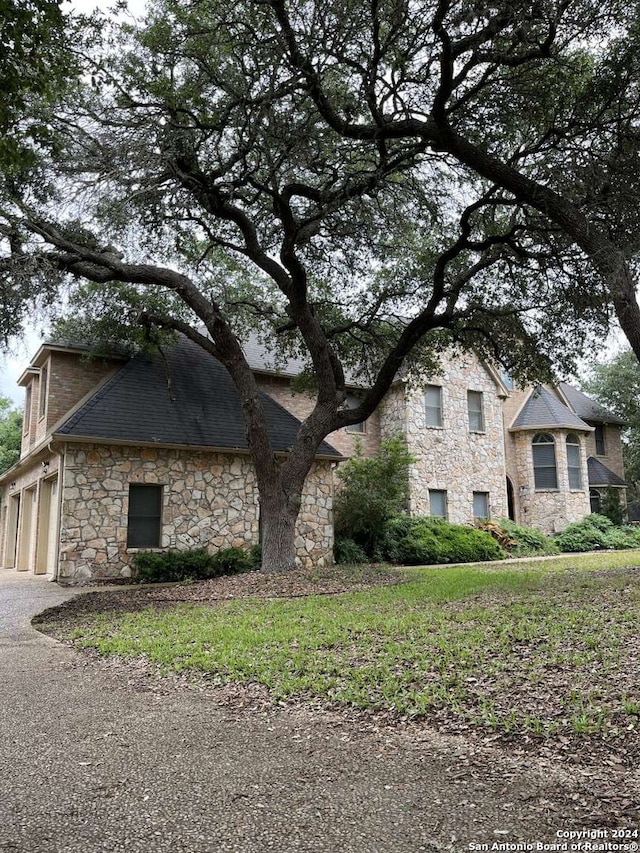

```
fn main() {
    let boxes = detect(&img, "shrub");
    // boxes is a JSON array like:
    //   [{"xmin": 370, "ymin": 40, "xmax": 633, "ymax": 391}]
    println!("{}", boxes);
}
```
[
  {"xmin": 133, "ymin": 546, "xmax": 258, "ymax": 583},
  {"xmin": 334, "ymin": 437, "xmax": 415, "ymax": 556},
  {"xmin": 601, "ymin": 488, "xmax": 624, "ymax": 526},
  {"xmin": 496, "ymin": 519, "xmax": 559, "ymax": 557},
  {"xmin": 381, "ymin": 516, "xmax": 505, "ymax": 565},
  {"xmin": 554, "ymin": 514, "xmax": 640, "ymax": 552},
  {"xmin": 334, "ymin": 537, "xmax": 368, "ymax": 565}
]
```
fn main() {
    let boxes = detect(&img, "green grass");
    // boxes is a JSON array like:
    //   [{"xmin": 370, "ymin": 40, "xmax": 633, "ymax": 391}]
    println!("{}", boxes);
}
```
[{"xmin": 64, "ymin": 551, "xmax": 640, "ymax": 738}]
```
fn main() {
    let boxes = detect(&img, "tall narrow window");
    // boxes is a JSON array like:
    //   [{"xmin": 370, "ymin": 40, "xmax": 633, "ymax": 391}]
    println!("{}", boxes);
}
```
[
  {"xmin": 467, "ymin": 390, "xmax": 484, "ymax": 432},
  {"xmin": 532, "ymin": 433, "xmax": 558, "ymax": 489},
  {"xmin": 473, "ymin": 492, "xmax": 490, "ymax": 520},
  {"xmin": 345, "ymin": 392, "xmax": 365, "ymax": 434},
  {"xmin": 594, "ymin": 425, "xmax": 606, "ymax": 455},
  {"xmin": 566, "ymin": 434, "xmax": 582, "ymax": 490},
  {"xmin": 23, "ymin": 384, "xmax": 32, "ymax": 435},
  {"xmin": 127, "ymin": 484, "xmax": 163, "ymax": 548},
  {"xmin": 590, "ymin": 489, "xmax": 602, "ymax": 514},
  {"xmin": 424, "ymin": 385, "xmax": 443, "ymax": 427},
  {"xmin": 429, "ymin": 489, "xmax": 447, "ymax": 519},
  {"xmin": 39, "ymin": 365, "xmax": 48, "ymax": 418}
]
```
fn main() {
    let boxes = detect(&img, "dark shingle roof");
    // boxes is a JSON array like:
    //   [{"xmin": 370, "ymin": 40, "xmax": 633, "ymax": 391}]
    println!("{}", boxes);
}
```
[
  {"xmin": 56, "ymin": 336, "xmax": 340, "ymax": 457},
  {"xmin": 510, "ymin": 386, "xmax": 591, "ymax": 431},
  {"xmin": 558, "ymin": 382, "xmax": 627, "ymax": 426},
  {"xmin": 587, "ymin": 457, "xmax": 626, "ymax": 487}
]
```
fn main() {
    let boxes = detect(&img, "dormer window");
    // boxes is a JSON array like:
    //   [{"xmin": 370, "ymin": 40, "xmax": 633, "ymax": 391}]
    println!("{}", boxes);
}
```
[{"xmin": 39, "ymin": 365, "xmax": 48, "ymax": 419}]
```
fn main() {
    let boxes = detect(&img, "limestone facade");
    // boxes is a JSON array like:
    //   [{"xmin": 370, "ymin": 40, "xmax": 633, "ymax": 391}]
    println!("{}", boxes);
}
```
[
  {"xmin": 58, "ymin": 443, "xmax": 334, "ymax": 582},
  {"xmin": 512, "ymin": 430, "xmax": 591, "ymax": 533},
  {"xmin": 388, "ymin": 353, "xmax": 508, "ymax": 524}
]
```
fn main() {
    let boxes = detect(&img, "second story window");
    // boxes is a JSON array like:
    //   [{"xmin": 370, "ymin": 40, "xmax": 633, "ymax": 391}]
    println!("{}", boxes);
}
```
[
  {"xmin": 424, "ymin": 384, "xmax": 443, "ymax": 427},
  {"xmin": 39, "ymin": 365, "xmax": 48, "ymax": 419},
  {"xmin": 566, "ymin": 434, "xmax": 582, "ymax": 489},
  {"xmin": 532, "ymin": 433, "xmax": 558, "ymax": 489},
  {"xmin": 345, "ymin": 392, "xmax": 365, "ymax": 434},
  {"xmin": 467, "ymin": 390, "xmax": 484, "ymax": 432},
  {"xmin": 23, "ymin": 384, "xmax": 32, "ymax": 435},
  {"xmin": 594, "ymin": 424, "xmax": 606, "ymax": 455}
]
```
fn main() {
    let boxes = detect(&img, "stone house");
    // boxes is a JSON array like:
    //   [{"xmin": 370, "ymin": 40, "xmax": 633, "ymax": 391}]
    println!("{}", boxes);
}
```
[
  {"xmin": 0, "ymin": 335, "xmax": 626, "ymax": 583},
  {"xmin": 247, "ymin": 344, "xmax": 626, "ymax": 533},
  {"xmin": 0, "ymin": 337, "xmax": 340, "ymax": 583}
]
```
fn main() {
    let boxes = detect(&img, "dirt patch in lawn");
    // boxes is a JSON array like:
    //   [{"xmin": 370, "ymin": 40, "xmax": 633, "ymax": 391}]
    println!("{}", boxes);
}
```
[{"xmin": 34, "ymin": 564, "xmax": 403, "ymax": 623}]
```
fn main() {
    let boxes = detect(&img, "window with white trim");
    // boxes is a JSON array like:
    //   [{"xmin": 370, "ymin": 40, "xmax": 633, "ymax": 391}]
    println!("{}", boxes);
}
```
[
  {"xmin": 566, "ymin": 434, "xmax": 582, "ymax": 490},
  {"xmin": 532, "ymin": 433, "xmax": 558, "ymax": 489},
  {"xmin": 473, "ymin": 492, "xmax": 490, "ymax": 520},
  {"xmin": 345, "ymin": 392, "xmax": 365, "ymax": 434},
  {"xmin": 429, "ymin": 489, "xmax": 448, "ymax": 519},
  {"xmin": 424, "ymin": 385, "xmax": 443, "ymax": 427},
  {"xmin": 467, "ymin": 390, "xmax": 484, "ymax": 432}
]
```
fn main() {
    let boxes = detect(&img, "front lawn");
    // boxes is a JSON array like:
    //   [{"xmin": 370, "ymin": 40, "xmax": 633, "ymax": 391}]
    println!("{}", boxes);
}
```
[{"xmin": 48, "ymin": 551, "xmax": 640, "ymax": 739}]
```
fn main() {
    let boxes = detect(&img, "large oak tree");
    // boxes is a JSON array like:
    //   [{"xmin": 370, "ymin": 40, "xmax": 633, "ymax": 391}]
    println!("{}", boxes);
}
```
[{"xmin": 0, "ymin": 0, "xmax": 612, "ymax": 570}]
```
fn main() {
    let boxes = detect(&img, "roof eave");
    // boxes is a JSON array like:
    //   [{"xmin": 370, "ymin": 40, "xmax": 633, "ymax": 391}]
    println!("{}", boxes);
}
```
[
  {"xmin": 51, "ymin": 433, "xmax": 344, "ymax": 461},
  {"xmin": 509, "ymin": 422, "xmax": 594, "ymax": 433}
]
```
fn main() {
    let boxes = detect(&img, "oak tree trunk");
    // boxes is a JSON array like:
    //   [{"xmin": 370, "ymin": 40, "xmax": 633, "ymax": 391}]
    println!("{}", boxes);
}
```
[{"xmin": 259, "ymin": 485, "xmax": 301, "ymax": 574}]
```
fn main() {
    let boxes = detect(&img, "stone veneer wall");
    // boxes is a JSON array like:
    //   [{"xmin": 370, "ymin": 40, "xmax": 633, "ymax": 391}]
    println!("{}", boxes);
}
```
[
  {"xmin": 58, "ymin": 443, "xmax": 334, "ymax": 583},
  {"xmin": 387, "ymin": 353, "xmax": 508, "ymax": 524},
  {"xmin": 513, "ymin": 429, "xmax": 590, "ymax": 533}
]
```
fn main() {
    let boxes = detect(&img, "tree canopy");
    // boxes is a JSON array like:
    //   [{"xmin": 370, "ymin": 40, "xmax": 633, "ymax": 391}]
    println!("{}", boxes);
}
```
[
  {"xmin": 583, "ymin": 349, "xmax": 640, "ymax": 513},
  {"xmin": 0, "ymin": 0, "xmax": 631, "ymax": 570},
  {"xmin": 0, "ymin": 396, "xmax": 22, "ymax": 474}
]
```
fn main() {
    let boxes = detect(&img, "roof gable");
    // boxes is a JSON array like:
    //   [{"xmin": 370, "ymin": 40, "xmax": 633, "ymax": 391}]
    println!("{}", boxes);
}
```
[
  {"xmin": 510, "ymin": 386, "xmax": 592, "ymax": 432},
  {"xmin": 558, "ymin": 382, "xmax": 627, "ymax": 426},
  {"xmin": 55, "ymin": 337, "xmax": 340, "ymax": 457}
]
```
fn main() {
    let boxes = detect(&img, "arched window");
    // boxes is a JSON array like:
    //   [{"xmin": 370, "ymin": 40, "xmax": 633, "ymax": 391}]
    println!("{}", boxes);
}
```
[
  {"xmin": 566, "ymin": 434, "xmax": 582, "ymax": 489},
  {"xmin": 532, "ymin": 433, "xmax": 557, "ymax": 489}
]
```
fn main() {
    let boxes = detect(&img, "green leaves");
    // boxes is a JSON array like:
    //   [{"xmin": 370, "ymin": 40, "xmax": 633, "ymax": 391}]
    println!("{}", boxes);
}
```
[{"xmin": 0, "ymin": 395, "xmax": 22, "ymax": 474}]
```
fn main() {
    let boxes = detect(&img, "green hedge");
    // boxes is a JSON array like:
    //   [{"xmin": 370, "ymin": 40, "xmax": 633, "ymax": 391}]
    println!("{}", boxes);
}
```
[
  {"xmin": 381, "ymin": 516, "xmax": 506, "ymax": 565},
  {"xmin": 132, "ymin": 546, "xmax": 261, "ymax": 583},
  {"xmin": 334, "ymin": 537, "xmax": 369, "ymax": 565},
  {"xmin": 497, "ymin": 519, "xmax": 559, "ymax": 557},
  {"xmin": 554, "ymin": 514, "xmax": 640, "ymax": 553}
]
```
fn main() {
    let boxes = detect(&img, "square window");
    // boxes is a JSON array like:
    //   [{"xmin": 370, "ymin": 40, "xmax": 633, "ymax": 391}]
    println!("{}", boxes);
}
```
[
  {"xmin": 429, "ymin": 489, "xmax": 447, "ymax": 519},
  {"xmin": 467, "ymin": 390, "xmax": 484, "ymax": 432},
  {"xmin": 127, "ymin": 484, "xmax": 163, "ymax": 548},
  {"xmin": 425, "ymin": 385, "xmax": 443, "ymax": 427},
  {"xmin": 473, "ymin": 491, "xmax": 490, "ymax": 520}
]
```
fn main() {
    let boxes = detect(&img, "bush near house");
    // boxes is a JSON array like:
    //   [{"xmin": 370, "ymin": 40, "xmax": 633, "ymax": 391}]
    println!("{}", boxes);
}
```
[
  {"xmin": 480, "ymin": 519, "xmax": 560, "ymax": 557},
  {"xmin": 554, "ymin": 514, "xmax": 640, "ymax": 553},
  {"xmin": 133, "ymin": 546, "xmax": 261, "ymax": 583},
  {"xmin": 333, "ymin": 437, "xmax": 415, "ymax": 558},
  {"xmin": 380, "ymin": 516, "xmax": 506, "ymax": 565}
]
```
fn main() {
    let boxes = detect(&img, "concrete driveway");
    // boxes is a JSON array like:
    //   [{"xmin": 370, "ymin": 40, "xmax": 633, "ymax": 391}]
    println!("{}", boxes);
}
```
[{"xmin": 0, "ymin": 570, "xmax": 616, "ymax": 852}]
